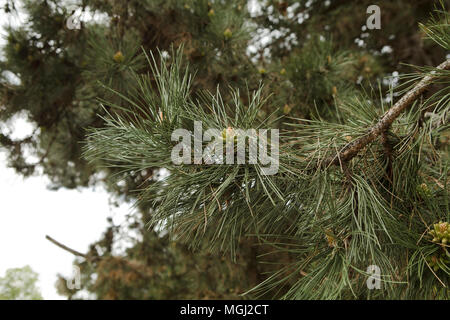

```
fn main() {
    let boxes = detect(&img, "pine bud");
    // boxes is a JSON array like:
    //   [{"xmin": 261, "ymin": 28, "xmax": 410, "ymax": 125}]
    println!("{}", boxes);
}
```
[
  {"xmin": 208, "ymin": 9, "xmax": 215, "ymax": 17},
  {"xmin": 223, "ymin": 28, "xmax": 233, "ymax": 40},
  {"xmin": 283, "ymin": 104, "xmax": 291, "ymax": 114},
  {"xmin": 325, "ymin": 229, "xmax": 337, "ymax": 248},
  {"xmin": 426, "ymin": 253, "xmax": 450, "ymax": 272},
  {"xmin": 113, "ymin": 51, "xmax": 124, "ymax": 63},
  {"xmin": 280, "ymin": 68, "xmax": 286, "ymax": 75},
  {"xmin": 428, "ymin": 221, "xmax": 450, "ymax": 245},
  {"xmin": 332, "ymin": 86, "xmax": 338, "ymax": 96}
]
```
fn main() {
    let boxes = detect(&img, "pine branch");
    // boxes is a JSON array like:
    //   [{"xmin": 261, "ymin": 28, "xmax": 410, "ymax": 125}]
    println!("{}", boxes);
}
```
[{"xmin": 323, "ymin": 59, "xmax": 450, "ymax": 167}]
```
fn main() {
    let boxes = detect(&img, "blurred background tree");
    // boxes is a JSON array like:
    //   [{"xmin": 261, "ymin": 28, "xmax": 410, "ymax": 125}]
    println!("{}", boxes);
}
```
[
  {"xmin": 0, "ymin": 265, "xmax": 43, "ymax": 300},
  {"xmin": 0, "ymin": 0, "xmax": 448, "ymax": 299}
]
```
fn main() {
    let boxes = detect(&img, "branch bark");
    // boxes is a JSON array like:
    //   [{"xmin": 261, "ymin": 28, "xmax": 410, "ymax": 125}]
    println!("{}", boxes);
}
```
[{"xmin": 323, "ymin": 59, "xmax": 450, "ymax": 167}]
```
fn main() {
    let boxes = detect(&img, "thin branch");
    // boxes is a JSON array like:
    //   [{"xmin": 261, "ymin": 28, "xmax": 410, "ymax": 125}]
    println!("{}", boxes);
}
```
[
  {"xmin": 45, "ymin": 235, "xmax": 89, "ymax": 260},
  {"xmin": 323, "ymin": 59, "xmax": 450, "ymax": 167},
  {"xmin": 46, "ymin": 235, "xmax": 152, "ymax": 279}
]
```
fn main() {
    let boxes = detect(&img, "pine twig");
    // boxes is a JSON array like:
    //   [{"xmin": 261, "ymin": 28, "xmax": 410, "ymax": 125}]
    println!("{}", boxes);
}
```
[{"xmin": 323, "ymin": 59, "xmax": 450, "ymax": 167}]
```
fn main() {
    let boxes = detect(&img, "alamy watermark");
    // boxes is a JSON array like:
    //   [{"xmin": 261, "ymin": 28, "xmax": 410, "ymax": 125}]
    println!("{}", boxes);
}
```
[
  {"xmin": 66, "ymin": 265, "xmax": 81, "ymax": 290},
  {"xmin": 366, "ymin": 265, "xmax": 381, "ymax": 289},
  {"xmin": 366, "ymin": 5, "xmax": 381, "ymax": 30},
  {"xmin": 171, "ymin": 121, "xmax": 279, "ymax": 175}
]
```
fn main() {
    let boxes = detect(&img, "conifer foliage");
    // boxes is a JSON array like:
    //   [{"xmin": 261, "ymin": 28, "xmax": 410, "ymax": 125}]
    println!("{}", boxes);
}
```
[{"xmin": 0, "ymin": 0, "xmax": 449, "ymax": 299}]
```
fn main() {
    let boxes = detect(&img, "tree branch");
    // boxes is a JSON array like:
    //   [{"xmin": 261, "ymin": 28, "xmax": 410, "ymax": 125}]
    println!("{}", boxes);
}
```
[
  {"xmin": 323, "ymin": 59, "xmax": 450, "ymax": 167},
  {"xmin": 45, "ymin": 235, "xmax": 89, "ymax": 260}
]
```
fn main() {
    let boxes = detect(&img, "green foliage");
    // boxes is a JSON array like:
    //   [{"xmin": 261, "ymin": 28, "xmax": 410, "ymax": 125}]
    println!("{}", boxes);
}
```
[
  {"xmin": 1, "ymin": 0, "xmax": 449, "ymax": 300},
  {"xmin": 0, "ymin": 266, "xmax": 43, "ymax": 300},
  {"xmin": 420, "ymin": 0, "xmax": 450, "ymax": 50}
]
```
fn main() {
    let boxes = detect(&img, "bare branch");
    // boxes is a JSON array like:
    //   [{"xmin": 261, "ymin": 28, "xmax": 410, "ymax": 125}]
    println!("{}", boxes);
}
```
[{"xmin": 45, "ymin": 235, "xmax": 89, "ymax": 260}]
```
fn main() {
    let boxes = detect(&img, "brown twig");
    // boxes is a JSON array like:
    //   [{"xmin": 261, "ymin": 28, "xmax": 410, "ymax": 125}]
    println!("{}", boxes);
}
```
[
  {"xmin": 45, "ymin": 235, "xmax": 91, "ymax": 260},
  {"xmin": 46, "ymin": 235, "xmax": 155, "ymax": 279},
  {"xmin": 323, "ymin": 59, "xmax": 450, "ymax": 167}
]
